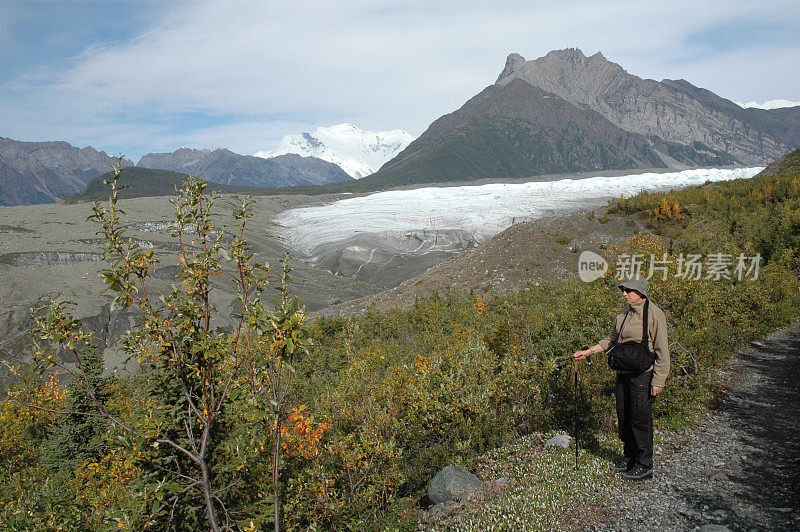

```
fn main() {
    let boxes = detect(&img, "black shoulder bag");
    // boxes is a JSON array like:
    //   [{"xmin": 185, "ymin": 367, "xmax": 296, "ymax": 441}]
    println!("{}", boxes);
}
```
[{"xmin": 607, "ymin": 300, "xmax": 656, "ymax": 373}]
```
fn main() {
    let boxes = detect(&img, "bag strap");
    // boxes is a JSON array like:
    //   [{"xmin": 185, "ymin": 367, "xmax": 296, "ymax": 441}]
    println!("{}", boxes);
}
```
[
  {"xmin": 642, "ymin": 299, "xmax": 650, "ymax": 348},
  {"xmin": 612, "ymin": 309, "xmax": 630, "ymax": 348}
]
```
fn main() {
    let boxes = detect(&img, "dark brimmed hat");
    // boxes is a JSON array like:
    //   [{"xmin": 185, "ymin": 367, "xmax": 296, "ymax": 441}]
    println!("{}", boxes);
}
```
[{"xmin": 619, "ymin": 274, "xmax": 648, "ymax": 297}]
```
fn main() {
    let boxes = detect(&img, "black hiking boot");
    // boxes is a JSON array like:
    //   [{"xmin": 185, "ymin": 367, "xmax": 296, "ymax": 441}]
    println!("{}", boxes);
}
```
[
  {"xmin": 613, "ymin": 457, "xmax": 635, "ymax": 472},
  {"xmin": 622, "ymin": 464, "xmax": 653, "ymax": 481}
]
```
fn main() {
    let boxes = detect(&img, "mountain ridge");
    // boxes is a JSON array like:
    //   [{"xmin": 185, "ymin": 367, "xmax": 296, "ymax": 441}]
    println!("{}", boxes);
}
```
[
  {"xmin": 0, "ymin": 137, "xmax": 356, "ymax": 207},
  {"xmin": 62, "ymin": 166, "xmax": 269, "ymax": 204},
  {"xmin": 349, "ymin": 48, "xmax": 798, "ymax": 191},
  {"xmin": 0, "ymin": 137, "xmax": 134, "ymax": 206},
  {"xmin": 137, "ymin": 147, "xmax": 352, "ymax": 188},
  {"xmin": 493, "ymin": 49, "xmax": 793, "ymax": 164}
]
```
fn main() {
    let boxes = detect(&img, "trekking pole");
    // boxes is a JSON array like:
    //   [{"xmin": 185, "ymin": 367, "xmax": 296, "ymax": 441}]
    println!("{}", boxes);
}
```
[
  {"xmin": 574, "ymin": 347, "xmax": 592, "ymax": 470},
  {"xmin": 573, "ymin": 357, "xmax": 578, "ymax": 470}
]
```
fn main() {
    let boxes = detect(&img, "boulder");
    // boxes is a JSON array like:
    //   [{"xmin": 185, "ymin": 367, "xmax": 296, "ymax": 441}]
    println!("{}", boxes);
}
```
[
  {"xmin": 427, "ymin": 466, "xmax": 482, "ymax": 504},
  {"xmin": 698, "ymin": 525, "xmax": 732, "ymax": 532},
  {"xmin": 544, "ymin": 434, "xmax": 573, "ymax": 449}
]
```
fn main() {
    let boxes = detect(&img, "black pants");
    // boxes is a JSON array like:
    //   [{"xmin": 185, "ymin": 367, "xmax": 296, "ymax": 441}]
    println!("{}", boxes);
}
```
[{"xmin": 615, "ymin": 370, "xmax": 655, "ymax": 469}]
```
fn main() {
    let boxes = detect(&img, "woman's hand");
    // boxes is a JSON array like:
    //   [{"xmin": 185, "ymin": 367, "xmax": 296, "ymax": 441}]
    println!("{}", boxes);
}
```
[
  {"xmin": 651, "ymin": 386, "xmax": 663, "ymax": 397},
  {"xmin": 572, "ymin": 349, "xmax": 591, "ymax": 361}
]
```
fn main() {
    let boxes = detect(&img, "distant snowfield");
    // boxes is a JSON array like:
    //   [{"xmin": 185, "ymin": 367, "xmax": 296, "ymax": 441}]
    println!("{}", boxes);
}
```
[
  {"xmin": 254, "ymin": 123, "xmax": 414, "ymax": 179},
  {"xmin": 278, "ymin": 167, "xmax": 762, "ymax": 256},
  {"xmin": 735, "ymin": 99, "xmax": 800, "ymax": 110}
]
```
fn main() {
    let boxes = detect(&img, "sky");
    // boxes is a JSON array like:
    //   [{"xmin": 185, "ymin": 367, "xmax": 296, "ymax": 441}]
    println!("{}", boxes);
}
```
[{"xmin": 1, "ymin": 0, "xmax": 799, "ymax": 162}]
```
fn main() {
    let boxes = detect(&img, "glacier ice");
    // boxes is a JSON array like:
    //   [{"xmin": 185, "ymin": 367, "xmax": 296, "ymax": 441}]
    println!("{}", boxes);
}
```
[{"xmin": 278, "ymin": 167, "xmax": 762, "ymax": 256}]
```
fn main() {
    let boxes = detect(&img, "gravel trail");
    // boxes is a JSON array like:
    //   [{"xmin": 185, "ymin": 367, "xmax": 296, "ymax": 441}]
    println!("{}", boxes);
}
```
[{"xmin": 575, "ymin": 321, "xmax": 800, "ymax": 531}]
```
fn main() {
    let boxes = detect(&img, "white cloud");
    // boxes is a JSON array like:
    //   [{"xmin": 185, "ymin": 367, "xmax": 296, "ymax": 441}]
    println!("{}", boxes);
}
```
[
  {"xmin": 142, "ymin": 119, "xmax": 318, "ymax": 160},
  {"xmin": 1, "ymin": 0, "xmax": 799, "ymax": 158},
  {"xmin": 664, "ymin": 45, "xmax": 800, "ymax": 104}
]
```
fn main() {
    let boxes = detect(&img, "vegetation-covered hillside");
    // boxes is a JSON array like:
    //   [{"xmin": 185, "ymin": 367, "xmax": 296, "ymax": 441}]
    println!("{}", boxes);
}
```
[
  {"xmin": 353, "ymin": 79, "xmax": 738, "ymax": 191},
  {"xmin": 62, "ymin": 166, "xmax": 264, "ymax": 203},
  {"xmin": 2, "ymin": 150, "xmax": 799, "ymax": 530}
]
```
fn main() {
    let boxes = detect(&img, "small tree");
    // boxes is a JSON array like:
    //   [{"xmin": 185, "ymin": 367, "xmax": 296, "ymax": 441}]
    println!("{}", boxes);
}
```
[
  {"xmin": 250, "ymin": 258, "xmax": 313, "ymax": 531},
  {"xmin": 37, "ymin": 316, "xmax": 108, "ymax": 473},
  {"xmin": 5, "ymin": 161, "xmax": 312, "ymax": 530}
]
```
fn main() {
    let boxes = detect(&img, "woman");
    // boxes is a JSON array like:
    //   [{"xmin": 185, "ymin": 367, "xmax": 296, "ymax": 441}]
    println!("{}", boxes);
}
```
[{"xmin": 573, "ymin": 274, "xmax": 670, "ymax": 481}]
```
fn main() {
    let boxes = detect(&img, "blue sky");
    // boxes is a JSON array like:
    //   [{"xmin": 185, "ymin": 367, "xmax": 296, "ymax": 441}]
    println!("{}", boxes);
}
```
[{"xmin": 1, "ymin": 0, "xmax": 799, "ymax": 162}]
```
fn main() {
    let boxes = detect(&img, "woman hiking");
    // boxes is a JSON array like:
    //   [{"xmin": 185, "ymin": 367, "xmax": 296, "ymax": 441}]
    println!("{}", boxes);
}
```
[{"xmin": 573, "ymin": 273, "xmax": 670, "ymax": 481}]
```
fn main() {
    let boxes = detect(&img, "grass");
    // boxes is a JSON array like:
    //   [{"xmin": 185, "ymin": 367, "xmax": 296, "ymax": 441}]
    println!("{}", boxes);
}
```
[
  {"xmin": 423, "ymin": 396, "xmax": 720, "ymax": 531},
  {"xmin": 428, "ymin": 431, "xmax": 620, "ymax": 531}
]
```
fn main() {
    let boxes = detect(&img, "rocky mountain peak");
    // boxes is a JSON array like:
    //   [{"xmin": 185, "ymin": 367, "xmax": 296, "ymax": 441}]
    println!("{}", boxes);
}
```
[
  {"xmin": 495, "ymin": 53, "xmax": 526, "ymax": 83},
  {"xmin": 495, "ymin": 48, "xmax": 629, "ymax": 102},
  {"xmin": 537, "ymin": 47, "xmax": 609, "ymax": 69},
  {"xmin": 544, "ymin": 47, "xmax": 587, "ymax": 60},
  {"xmin": 363, "ymin": 49, "xmax": 798, "ymax": 189},
  {"xmin": 486, "ymin": 49, "xmax": 791, "ymax": 164}
]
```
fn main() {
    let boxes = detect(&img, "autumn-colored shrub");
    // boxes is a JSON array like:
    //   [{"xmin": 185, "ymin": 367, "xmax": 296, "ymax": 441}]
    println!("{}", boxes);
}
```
[{"xmin": 3, "ymin": 155, "xmax": 800, "ymax": 529}]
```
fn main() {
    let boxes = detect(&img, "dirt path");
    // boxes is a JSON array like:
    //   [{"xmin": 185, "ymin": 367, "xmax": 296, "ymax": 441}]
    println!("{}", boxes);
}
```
[{"xmin": 576, "ymin": 321, "xmax": 800, "ymax": 531}]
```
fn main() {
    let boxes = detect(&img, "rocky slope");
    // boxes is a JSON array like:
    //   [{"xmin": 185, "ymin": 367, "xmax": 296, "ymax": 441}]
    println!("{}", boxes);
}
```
[
  {"xmin": 352, "ymin": 49, "xmax": 798, "ymax": 191},
  {"xmin": 0, "ymin": 138, "xmax": 133, "ymax": 206},
  {"xmin": 495, "ymin": 49, "xmax": 796, "ymax": 164},
  {"xmin": 138, "ymin": 147, "xmax": 352, "ymax": 188}
]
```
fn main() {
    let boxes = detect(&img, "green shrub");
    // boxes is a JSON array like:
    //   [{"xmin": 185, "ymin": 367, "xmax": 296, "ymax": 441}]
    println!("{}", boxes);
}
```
[{"xmin": 4, "ymin": 154, "xmax": 800, "ymax": 529}]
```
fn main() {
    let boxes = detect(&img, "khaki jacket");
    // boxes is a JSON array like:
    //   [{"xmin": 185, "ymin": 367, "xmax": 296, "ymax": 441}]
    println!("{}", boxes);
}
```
[{"xmin": 597, "ymin": 299, "xmax": 671, "ymax": 388}]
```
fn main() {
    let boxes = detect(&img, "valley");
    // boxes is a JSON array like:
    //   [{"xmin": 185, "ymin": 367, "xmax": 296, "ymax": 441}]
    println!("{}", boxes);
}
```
[
  {"xmin": 277, "ymin": 166, "xmax": 759, "ymax": 287},
  {"xmin": 0, "ymin": 191, "xmax": 372, "ymax": 386},
  {"xmin": 0, "ymin": 164, "xmax": 761, "ymax": 387},
  {"xmin": 3, "ymin": 0, "xmax": 800, "ymax": 523}
]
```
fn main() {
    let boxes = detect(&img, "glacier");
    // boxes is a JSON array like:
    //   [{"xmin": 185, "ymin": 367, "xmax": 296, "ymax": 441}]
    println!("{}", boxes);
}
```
[
  {"xmin": 277, "ymin": 167, "xmax": 762, "ymax": 287},
  {"xmin": 254, "ymin": 123, "xmax": 414, "ymax": 179}
]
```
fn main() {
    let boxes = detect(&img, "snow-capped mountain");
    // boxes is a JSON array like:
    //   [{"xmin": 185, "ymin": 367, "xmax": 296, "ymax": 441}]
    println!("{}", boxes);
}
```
[
  {"xmin": 254, "ymin": 123, "xmax": 414, "ymax": 179},
  {"xmin": 735, "ymin": 99, "xmax": 800, "ymax": 110}
]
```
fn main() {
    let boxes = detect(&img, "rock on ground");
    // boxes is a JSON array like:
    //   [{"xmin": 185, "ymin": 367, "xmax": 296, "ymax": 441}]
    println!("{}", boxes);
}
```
[
  {"xmin": 428, "ymin": 466, "xmax": 483, "ymax": 504},
  {"xmin": 545, "ymin": 433, "xmax": 574, "ymax": 449}
]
